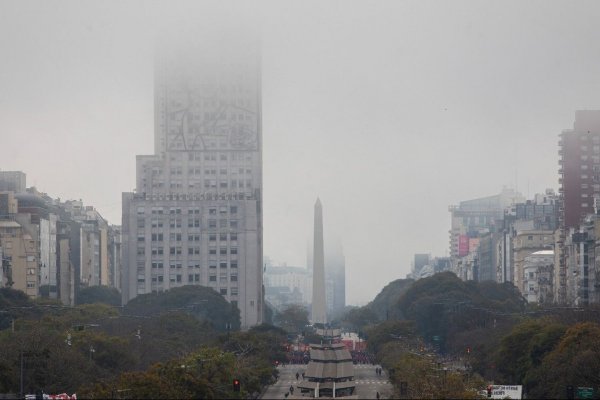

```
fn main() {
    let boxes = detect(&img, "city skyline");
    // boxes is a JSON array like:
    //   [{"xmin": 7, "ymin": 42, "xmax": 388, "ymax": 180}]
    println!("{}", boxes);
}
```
[{"xmin": 2, "ymin": 1, "xmax": 600, "ymax": 305}]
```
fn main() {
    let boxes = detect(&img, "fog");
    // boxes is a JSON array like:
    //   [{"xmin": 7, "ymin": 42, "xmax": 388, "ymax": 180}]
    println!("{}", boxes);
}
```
[{"xmin": 1, "ymin": 0, "xmax": 600, "ymax": 305}]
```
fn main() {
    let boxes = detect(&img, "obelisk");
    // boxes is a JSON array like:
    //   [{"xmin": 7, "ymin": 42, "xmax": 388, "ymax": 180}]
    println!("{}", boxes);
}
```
[{"xmin": 312, "ymin": 198, "xmax": 327, "ymax": 325}]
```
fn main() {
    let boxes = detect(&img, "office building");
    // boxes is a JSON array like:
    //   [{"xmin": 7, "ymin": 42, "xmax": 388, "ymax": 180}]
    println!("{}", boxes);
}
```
[{"xmin": 122, "ymin": 33, "xmax": 263, "ymax": 328}]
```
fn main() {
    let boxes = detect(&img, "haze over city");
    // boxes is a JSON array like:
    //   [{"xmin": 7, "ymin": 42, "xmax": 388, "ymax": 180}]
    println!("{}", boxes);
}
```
[{"xmin": 2, "ymin": 0, "xmax": 600, "ymax": 306}]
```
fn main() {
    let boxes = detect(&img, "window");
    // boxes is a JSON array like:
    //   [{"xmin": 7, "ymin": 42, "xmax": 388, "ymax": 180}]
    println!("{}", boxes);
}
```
[
  {"xmin": 209, "ymin": 248, "xmax": 217, "ymax": 255},
  {"xmin": 230, "ymin": 247, "xmax": 238, "ymax": 255},
  {"xmin": 209, "ymin": 261, "xmax": 217, "ymax": 269},
  {"xmin": 209, "ymin": 234, "xmax": 217, "ymax": 241},
  {"xmin": 220, "ymin": 247, "xmax": 227, "ymax": 255},
  {"xmin": 230, "ymin": 220, "xmax": 238, "ymax": 229},
  {"xmin": 209, "ymin": 220, "xmax": 217, "ymax": 228},
  {"xmin": 231, "ymin": 288, "xmax": 238, "ymax": 296},
  {"xmin": 220, "ymin": 261, "xmax": 227, "ymax": 268},
  {"xmin": 230, "ymin": 274, "xmax": 238, "ymax": 282},
  {"xmin": 219, "ymin": 219, "xmax": 227, "ymax": 228},
  {"xmin": 231, "ymin": 261, "xmax": 238, "ymax": 268},
  {"xmin": 230, "ymin": 206, "xmax": 237, "ymax": 214},
  {"xmin": 137, "ymin": 206, "xmax": 145, "ymax": 215},
  {"xmin": 137, "ymin": 219, "xmax": 145, "ymax": 228},
  {"xmin": 209, "ymin": 275, "xmax": 217, "ymax": 282},
  {"xmin": 209, "ymin": 208, "xmax": 217, "ymax": 215},
  {"xmin": 230, "ymin": 233, "xmax": 238, "ymax": 241}
]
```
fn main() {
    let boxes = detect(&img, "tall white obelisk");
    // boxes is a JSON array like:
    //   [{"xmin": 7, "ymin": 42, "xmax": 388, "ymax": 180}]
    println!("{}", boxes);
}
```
[{"xmin": 312, "ymin": 198, "xmax": 327, "ymax": 325}]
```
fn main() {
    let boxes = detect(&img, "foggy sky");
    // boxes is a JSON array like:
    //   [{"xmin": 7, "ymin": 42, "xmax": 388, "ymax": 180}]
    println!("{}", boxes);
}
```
[{"xmin": 1, "ymin": 0, "xmax": 600, "ymax": 305}]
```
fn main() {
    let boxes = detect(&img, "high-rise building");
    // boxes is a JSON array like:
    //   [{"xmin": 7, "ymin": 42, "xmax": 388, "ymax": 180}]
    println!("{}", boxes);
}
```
[
  {"xmin": 449, "ymin": 188, "xmax": 524, "ymax": 280},
  {"xmin": 121, "ymin": 33, "xmax": 263, "ymax": 328},
  {"xmin": 325, "ymin": 241, "xmax": 346, "ymax": 317},
  {"xmin": 557, "ymin": 110, "xmax": 600, "ymax": 303},
  {"xmin": 558, "ymin": 111, "xmax": 600, "ymax": 229},
  {"xmin": 0, "ymin": 171, "xmax": 26, "ymax": 193}
]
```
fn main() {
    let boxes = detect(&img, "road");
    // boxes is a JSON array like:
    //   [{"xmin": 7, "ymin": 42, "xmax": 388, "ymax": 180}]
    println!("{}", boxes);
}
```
[
  {"xmin": 353, "ymin": 364, "xmax": 393, "ymax": 399},
  {"xmin": 260, "ymin": 364, "xmax": 304, "ymax": 399},
  {"xmin": 260, "ymin": 363, "xmax": 393, "ymax": 399}
]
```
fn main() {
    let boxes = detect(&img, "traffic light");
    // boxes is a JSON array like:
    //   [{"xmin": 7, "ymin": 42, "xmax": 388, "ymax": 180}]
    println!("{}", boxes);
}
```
[
  {"xmin": 566, "ymin": 385, "xmax": 574, "ymax": 400},
  {"xmin": 487, "ymin": 385, "xmax": 492, "ymax": 398},
  {"xmin": 233, "ymin": 379, "xmax": 241, "ymax": 392}
]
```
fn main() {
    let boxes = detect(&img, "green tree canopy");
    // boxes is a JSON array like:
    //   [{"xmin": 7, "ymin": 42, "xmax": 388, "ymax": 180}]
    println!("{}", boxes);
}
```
[
  {"xmin": 124, "ymin": 285, "xmax": 240, "ymax": 331},
  {"xmin": 273, "ymin": 304, "xmax": 309, "ymax": 334},
  {"xmin": 76, "ymin": 286, "xmax": 121, "ymax": 307}
]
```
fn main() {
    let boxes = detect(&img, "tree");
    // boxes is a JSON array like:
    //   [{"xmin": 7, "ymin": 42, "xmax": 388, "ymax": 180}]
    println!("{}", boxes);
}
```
[
  {"xmin": 524, "ymin": 322, "xmax": 600, "ymax": 399},
  {"xmin": 273, "ymin": 304, "xmax": 309, "ymax": 334},
  {"xmin": 76, "ymin": 286, "xmax": 121, "ymax": 307},
  {"xmin": 342, "ymin": 306, "xmax": 379, "ymax": 333},
  {"xmin": 124, "ymin": 285, "xmax": 240, "ymax": 331}
]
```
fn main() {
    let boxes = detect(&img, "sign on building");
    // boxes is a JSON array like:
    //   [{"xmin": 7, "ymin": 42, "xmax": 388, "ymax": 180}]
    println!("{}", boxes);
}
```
[{"xmin": 490, "ymin": 385, "xmax": 522, "ymax": 399}]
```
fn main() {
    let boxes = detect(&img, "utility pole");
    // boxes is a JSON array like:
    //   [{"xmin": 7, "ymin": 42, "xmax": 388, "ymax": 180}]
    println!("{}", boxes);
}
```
[{"xmin": 19, "ymin": 350, "xmax": 24, "ymax": 398}]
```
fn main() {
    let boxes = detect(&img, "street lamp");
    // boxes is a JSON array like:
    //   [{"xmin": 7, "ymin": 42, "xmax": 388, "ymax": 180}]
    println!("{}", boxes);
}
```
[{"xmin": 89, "ymin": 345, "xmax": 96, "ymax": 361}]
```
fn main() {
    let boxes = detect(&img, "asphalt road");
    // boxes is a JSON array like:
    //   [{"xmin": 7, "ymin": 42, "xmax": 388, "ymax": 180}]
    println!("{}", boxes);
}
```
[{"xmin": 260, "ymin": 363, "xmax": 393, "ymax": 399}]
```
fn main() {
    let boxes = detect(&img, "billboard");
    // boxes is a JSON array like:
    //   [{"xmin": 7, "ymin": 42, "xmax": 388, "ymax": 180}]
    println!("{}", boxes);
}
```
[
  {"xmin": 458, "ymin": 235, "xmax": 469, "ymax": 257},
  {"xmin": 490, "ymin": 385, "xmax": 522, "ymax": 399}
]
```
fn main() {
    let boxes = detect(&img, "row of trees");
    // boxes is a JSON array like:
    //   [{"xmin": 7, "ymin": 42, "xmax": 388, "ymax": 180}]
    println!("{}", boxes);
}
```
[
  {"xmin": 0, "ymin": 286, "xmax": 286, "ymax": 398},
  {"xmin": 338, "ymin": 272, "xmax": 600, "ymax": 399}
]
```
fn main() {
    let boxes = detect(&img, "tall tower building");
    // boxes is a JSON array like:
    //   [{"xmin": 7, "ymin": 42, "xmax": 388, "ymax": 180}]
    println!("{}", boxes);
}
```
[
  {"xmin": 556, "ymin": 110, "xmax": 600, "ymax": 304},
  {"xmin": 312, "ymin": 198, "xmax": 327, "ymax": 325},
  {"xmin": 122, "ymin": 32, "xmax": 263, "ymax": 328}
]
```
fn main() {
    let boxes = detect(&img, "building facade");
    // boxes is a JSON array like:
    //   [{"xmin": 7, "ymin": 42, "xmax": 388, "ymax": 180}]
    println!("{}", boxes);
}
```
[
  {"xmin": 557, "ymin": 110, "xmax": 600, "ymax": 303},
  {"xmin": 121, "ymin": 35, "xmax": 263, "ymax": 328}
]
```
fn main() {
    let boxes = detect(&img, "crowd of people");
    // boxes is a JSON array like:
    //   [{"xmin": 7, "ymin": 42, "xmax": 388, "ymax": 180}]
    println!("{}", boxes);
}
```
[
  {"xmin": 286, "ymin": 350, "xmax": 310, "ymax": 365},
  {"xmin": 350, "ymin": 350, "xmax": 375, "ymax": 364}
]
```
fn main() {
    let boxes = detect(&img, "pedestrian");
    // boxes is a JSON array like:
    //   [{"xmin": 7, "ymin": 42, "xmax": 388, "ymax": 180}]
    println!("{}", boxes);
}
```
[
  {"xmin": 296, "ymin": 372, "xmax": 299, "ymax": 380},
  {"xmin": 302, "ymin": 372, "xmax": 305, "ymax": 379},
  {"xmin": 376, "ymin": 391, "xmax": 380, "ymax": 399}
]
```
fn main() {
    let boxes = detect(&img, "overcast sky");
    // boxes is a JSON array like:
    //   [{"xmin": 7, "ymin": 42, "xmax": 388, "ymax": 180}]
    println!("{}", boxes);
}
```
[{"xmin": 1, "ymin": 0, "xmax": 600, "ymax": 305}]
